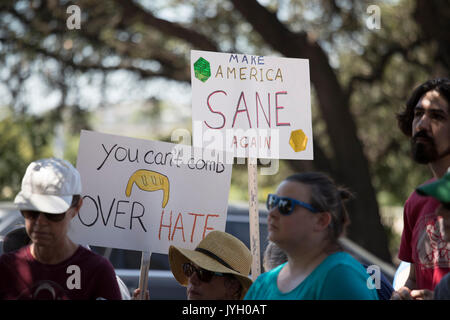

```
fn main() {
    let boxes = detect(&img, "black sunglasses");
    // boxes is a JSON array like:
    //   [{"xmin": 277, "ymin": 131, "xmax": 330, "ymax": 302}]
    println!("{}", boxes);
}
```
[
  {"xmin": 21, "ymin": 210, "xmax": 66, "ymax": 223},
  {"xmin": 266, "ymin": 193, "xmax": 318, "ymax": 215},
  {"xmin": 182, "ymin": 262, "xmax": 225, "ymax": 283}
]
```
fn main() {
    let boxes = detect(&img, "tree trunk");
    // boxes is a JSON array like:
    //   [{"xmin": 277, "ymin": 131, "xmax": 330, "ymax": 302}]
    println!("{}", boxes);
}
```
[{"xmin": 231, "ymin": 0, "xmax": 392, "ymax": 262}]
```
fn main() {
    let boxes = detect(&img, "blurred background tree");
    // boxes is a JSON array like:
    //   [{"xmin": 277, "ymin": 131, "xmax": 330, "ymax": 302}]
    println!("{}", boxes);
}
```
[{"xmin": 0, "ymin": 0, "xmax": 448, "ymax": 262}]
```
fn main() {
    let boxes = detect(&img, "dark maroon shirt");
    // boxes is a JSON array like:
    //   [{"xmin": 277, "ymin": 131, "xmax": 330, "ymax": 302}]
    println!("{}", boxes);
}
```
[
  {"xmin": 0, "ymin": 245, "xmax": 121, "ymax": 300},
  {"xmin": 398, "ymin": 185, "xmax": 450, "ymax": 290}
]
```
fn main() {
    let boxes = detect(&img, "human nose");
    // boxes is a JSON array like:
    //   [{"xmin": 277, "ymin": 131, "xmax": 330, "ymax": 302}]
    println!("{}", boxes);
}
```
[
  {"xmin": 35, "ymin": 212, "xmax": 49, "ymax": 225},
  {"xmin": 188, "ymin": 270, "xmax": 201, "ymax": 285},
  {"xmin": 415, "ymin": 113, "xmax": 431, "ymax": 132},
  {"xmin": 268, "ymin": 205, "xmax": 279, "ymax": 220}
]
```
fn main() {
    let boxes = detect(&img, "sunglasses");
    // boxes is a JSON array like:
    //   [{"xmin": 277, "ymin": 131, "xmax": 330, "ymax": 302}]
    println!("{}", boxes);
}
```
[
  {"xmin": 21, "ymin": 210, "xmax": 67, "ymax": 222},
  {"xmin": 182, "ymin": 262, "xmax": 225, "ymax": 283},
  {"xmin": 266, "ymin": 193, "xmax": 318, "ymax": 215}
]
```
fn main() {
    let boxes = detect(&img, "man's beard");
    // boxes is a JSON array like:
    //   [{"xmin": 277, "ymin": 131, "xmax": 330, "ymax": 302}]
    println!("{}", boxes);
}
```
[{"xmin": 411, "ymin": 131, "xmax": 439, "ymax": 164}]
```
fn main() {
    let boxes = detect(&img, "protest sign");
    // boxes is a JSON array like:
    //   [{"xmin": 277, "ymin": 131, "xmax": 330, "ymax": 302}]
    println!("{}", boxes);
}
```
[
  {"xmin": 191, "ymin": 50, "xmax": 313, "ymax": 160},
  {"xmin": 191, "ymin": 50, "xmax": 313, "ymax": 279},
  {"xmin": 69, "ymin": 130, "xmax": 233, "ymax": 254}
]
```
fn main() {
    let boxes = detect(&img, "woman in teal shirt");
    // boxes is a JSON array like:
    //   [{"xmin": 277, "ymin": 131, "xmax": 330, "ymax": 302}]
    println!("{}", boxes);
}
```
[{"xmin": 245, "ymin": 172, "xmax": 378, "ymax": 300}]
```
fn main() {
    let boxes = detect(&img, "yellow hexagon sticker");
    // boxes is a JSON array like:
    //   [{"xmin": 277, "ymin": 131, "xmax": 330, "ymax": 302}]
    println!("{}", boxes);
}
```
[{"xmin": 289, "ymin": 129, "xmax": 308, "ymax": 152}]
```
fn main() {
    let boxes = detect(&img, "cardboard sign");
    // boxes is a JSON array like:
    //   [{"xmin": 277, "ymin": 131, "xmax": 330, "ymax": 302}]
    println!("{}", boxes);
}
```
[
  {"xmin": 191, "ymin": 50, "xmax": 313, "ymax": 160},
  {"xmin": 69, "ymin": 130, "xmax": 233, "ymax": 253}
]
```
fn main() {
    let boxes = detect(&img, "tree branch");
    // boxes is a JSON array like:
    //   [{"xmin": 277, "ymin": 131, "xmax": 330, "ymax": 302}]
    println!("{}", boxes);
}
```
[
  {"xmin": 346, "ymin": 38, "xmax": 425, "ymax": 97},
  {"xmin": 114, "ymin": 0, "xmax": 218, "ymax": 51},
  {"xmin": 0, "ymin": 35, "xmax": 189, "ymax": 82},
  {"xmin": 2, "ymin": 4, "xmax": 190, "ymax": 82},
  {"xmin": 230, "ymin": 0, "xmax": 392, "ymax": 261},
  {"xmin": 230, "ymin": 0, "xmax": 309, "ymax": 55}
]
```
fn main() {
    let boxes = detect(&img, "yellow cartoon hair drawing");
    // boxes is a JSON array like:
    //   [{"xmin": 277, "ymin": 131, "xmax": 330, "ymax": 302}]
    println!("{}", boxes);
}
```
[{"xmin": 125, "ymin": 169, "xmax": 170, "ymax": 208}]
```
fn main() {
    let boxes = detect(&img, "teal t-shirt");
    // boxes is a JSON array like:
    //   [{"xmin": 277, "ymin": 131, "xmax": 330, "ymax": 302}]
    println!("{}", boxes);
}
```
[{"xmin": 245, "ymin": 252, "xmax": 379, "ymax": 300}]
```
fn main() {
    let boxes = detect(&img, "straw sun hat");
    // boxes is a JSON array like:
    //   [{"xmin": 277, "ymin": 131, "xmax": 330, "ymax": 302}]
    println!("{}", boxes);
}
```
[{"xmin": 169, "ymin": 231, "xmax": 253, "ymax": 299}]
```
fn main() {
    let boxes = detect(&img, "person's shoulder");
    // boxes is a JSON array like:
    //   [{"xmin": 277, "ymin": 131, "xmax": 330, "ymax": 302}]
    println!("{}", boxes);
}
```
[
  {"xmin": 0, "ymin": 245, "xmax": 29, "ymax": 263},
  {"xmin": 434, "ymin": 273, "xmax": 450, "ymax": 300},
  {"xmin": 321, "ymin": 252, "xmax": 367, "ymax": 275},
  {"xmin": 440, "ymin": 272, "xmax": 450, "ymax": 283},
  {"xmin": 265, "ymin": 263, "xmax": 285, "ymax": 278},
  {"xmin": 245, "ymin": 264, "xmax": 284, "ymax": 300},
  {"xmin": 404, "ymin": 183, "xmax": 440, "ymax": 218},
  {"xmin": 74, "ymin": 246, "xmax": 114, "ymax": 268},
  {"xmin": 406, "ymin": 178, "xmax": 438, "ymax": 204},
  {"xmin": 405, "ymin": 190, "xmax": 426, "ymax": 205},
  {"xmin": 320, "ymin": 253, "xmax": 379, "ymax": 299},
  {"xmin": 255, "ymin": 263, "xmax": 285, "ymax": 284},
  {"xmin": 323, "ymin": 251, "xmax": 358, "ymax": 265},
  {"xmin": 72, "ymin": 246, "xmax": 118, "ymax": 285}
]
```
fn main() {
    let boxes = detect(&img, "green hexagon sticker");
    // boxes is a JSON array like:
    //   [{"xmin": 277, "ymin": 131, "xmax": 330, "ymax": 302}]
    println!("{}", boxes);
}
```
[{"xmin": 194, "ymin": 57, "xmax": 211, "ymax": 82}]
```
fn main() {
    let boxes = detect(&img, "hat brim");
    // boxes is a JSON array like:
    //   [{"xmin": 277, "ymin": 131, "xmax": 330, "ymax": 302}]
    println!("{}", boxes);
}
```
[
  {"xmin": 417, "ymin": 175, "xmax": 450, "ymax": 203},
  {"xmin": 14, "ymin": 192, "xmax": 73, "ymax": 214},
  {"xmin": 169, "ymin": 245, "xmax": 253, "ymax": 298}
]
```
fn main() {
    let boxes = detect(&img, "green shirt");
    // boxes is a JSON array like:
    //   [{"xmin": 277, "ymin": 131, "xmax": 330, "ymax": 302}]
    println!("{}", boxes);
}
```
[{"xmin": 245, "ymin": 252, "xmax": 379, "ymax": 300}]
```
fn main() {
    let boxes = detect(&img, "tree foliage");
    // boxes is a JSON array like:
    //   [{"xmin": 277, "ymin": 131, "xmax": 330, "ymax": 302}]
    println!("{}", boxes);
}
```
[{"xmin": 0, "ymin": 0, "xmax": 448, "ymax": 261}]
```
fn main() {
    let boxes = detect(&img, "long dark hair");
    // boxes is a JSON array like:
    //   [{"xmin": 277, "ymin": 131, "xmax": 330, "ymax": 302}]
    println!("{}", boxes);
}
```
[{"xmin": 397, "ymin": 78, "xmax": 450, "ymax": 136}]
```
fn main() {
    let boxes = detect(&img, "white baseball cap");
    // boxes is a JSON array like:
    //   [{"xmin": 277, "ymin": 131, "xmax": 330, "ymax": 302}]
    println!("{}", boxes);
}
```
[{"xmin": 14, "ymin": 158, "xmax": 82, "ymax": 214}]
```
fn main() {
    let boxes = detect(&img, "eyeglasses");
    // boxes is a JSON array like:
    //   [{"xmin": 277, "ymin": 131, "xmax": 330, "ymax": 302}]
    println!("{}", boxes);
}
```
[
  {"xmin": 21, "ymin": 210, "xmax": 66, "ymax": 222},
  {"xmin": 266, "ymin": 193, "xmax": 318, "ymax": 215},
  {"xmin": 182, "ymin": 262, "xmax": 225, "ymax": 283}
]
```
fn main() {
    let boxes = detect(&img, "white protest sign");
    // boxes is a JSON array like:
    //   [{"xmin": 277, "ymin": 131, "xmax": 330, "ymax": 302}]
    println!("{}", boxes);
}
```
[
  {"xmin": 69, "ymin": 130, "xmax": 233, "ymax": 253},
  {"xmin": 191, "ymin": 50, "xmax": 313, "ymax": 160}
]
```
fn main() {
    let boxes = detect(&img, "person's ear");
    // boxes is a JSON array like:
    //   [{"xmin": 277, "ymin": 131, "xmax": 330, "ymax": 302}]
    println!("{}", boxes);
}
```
[
  {"xmin": 225, "ymin": 278, "xmax": 242, "ymax": 300},
  {"xmin": 313, "ymin": 211, "xmax": 332, "ymax": 232},
  {"xmin": 75, "ymin": 197, "xmax": 83, "ymax": 211},
  {"xmin": 69, "ymin": 197, "xmax": 83, "ymax": 218}
]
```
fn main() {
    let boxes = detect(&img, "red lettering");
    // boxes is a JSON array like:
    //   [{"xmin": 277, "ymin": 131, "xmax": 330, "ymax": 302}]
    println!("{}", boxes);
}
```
[
  {"xmin": 275, "ymin": 91, "xmax": 290, "ymax": 126},
  {"xmin": 188, "ymin": 212, "xmax": 205, "ymax": 243},
  {"xmin": 171, "ymin": 212, "xmax": 185, "ymax": 242},
  {"xmin": 250, "ymin": 136, "xmax": 257, "ymax": 148},
  {"xmin": 159, "ymin": 210, "xmax": 172, "ymax": 241},
  {"xmin": 232, "ymin": 91, "xmax": 252, "ymax": 128},
  {"xmin": 231, "ymin": 136, "xmax": 238, "ymax": 148},
  {"xmin": 256, "ymin": 92, "xmax": 270, "ymax": 128},
  {"xmin": 203, "ymin": 214, "xmax": 219, "ymax": 239},
  {"xmin": 241, "ymin": 136, "xmax": 248, "ymax": 148},
  {"xmin": 205, "ymin": 90, "xmax": 227, "ymax": 129},
  {"xmin": 265, "ymin": 136, "xmax": 271, "ymax": 149}
]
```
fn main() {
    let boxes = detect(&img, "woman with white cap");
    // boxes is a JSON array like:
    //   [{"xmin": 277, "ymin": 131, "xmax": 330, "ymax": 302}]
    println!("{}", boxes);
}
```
[
  {"xmin": 0, "ymin": 158, "xmax": 121, "ymax": 300},
  {"xmin": 245, "ymin": 172, "xmax": 379, "ymax": 300}
]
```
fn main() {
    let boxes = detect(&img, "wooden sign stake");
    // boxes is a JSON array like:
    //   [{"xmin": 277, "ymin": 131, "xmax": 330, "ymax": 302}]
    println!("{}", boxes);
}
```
[
  {"xmin": 248, "ymin": 157, "xmax": 260, "ymax": 280},
  {"xmin": 138, "ymin": 250, "xmax": 152, "ymax": 300}
]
